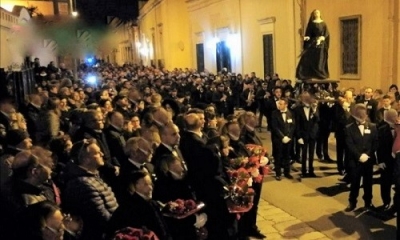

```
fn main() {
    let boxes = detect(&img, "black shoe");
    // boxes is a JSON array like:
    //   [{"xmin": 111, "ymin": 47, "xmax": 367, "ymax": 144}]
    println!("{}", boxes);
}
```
[
  {"xmin": 382, "ymin": 204, "xmax": 391, "ymax": 211},
  {"xmin": 364, "ymin": 204, "xmax": 375, "ymax": 211},
  {"xmin": 339, "ymin": 174, "xmax": 351, "ymax": 183},
  {"xmin": 308, "ymin": 172, "xmax": 317, "ymax": 178},
  {"xmin": 345, "ymin": 204, "xmax": 356, "ymax": 212},
  {"xmin": 275, "ymin": 176, "xmax": 282, "ymax": 181},
  {"xmin": 247, "ymin": 227, "xmax": 266, "ymax": 239},
  {"xmin": 301, "ymin": 173, "xmax": 308, "ymax": 178},
  {"xmin": 284, "ymin": 174, "xmax": 293, "ymax": 179}
]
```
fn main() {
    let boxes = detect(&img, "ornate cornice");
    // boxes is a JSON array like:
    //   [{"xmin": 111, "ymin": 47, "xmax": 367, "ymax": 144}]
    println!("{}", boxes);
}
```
[
  {"xmin": 138, "ymin": 0, "xmax": 163, "ymax": 19},
  {"xmin": 186, "ymin": 0, "xmax": 226, "ymax": 12},
  {"xmin": 257, "ymin": 16, "xmax": 276, "ymax": 25}
]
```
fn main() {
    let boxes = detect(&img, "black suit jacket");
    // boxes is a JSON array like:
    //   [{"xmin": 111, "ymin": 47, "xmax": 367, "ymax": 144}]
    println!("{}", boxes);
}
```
[
  {"xmin": 333, "ymin": 104, "xmax": 353, "ymax": 137},
  {"xmin": 345, "ymin": 122, "xmax": 378, "ymax": 167},
  {"xmin": 240, "ymin": 127, "xmax": 263, "ymax": 146},
  {"xmin": 377, "ymin": 122, "xmax": 395, "ymax": 164},
  {"xmin": 0, "ymin": 112, "xmax": 10, "ymax": 132},
  {"xmin": 152, "ymin": 144, "xmax": 186, "ymax": 174},
  {"xmin": 294, "ymin": 105, "xmax": 319, "ymax": 140},
  {"xmin": 356, "ymin": 98, "xmax": 378, "ymax": 123},
  {"xmin": 107, "ymin": 193, "xmax": 172, "ymax": 240},
  {"xmin": 179, "ymin": 131, "xmax": 221, "ymax": 202},
  {"xmin": 104, "ymin": 125, "xmax": 126, "ymax": 167},
  {"xmin": 271, "ymin": 109, "xmax": 295, "ymax": 141}
]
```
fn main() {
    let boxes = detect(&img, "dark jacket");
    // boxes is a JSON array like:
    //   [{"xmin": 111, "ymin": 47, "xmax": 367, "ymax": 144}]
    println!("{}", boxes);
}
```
[
  {"xmin": 345, "ymin": 121, "xmax": 378, "ymax": 167},
  {"xmin": 104, "ymin": 125, "xmax": 126, "ymax": 166},
  {"xmin": 62, "ymin": 163, "xmax": 118, "ymax": 240},
  {"xmin": 294, "ymin": 105, "xmax": 319, "ymax": 140},
  {"xmin": 377, "ymin": 122, "xmax": 395, "ymax": 165},
  {"xmin": 271, "ymin": 109, "xmax": 296, "ymax": 141},
  {"xmin": 153, "ymin": 173, "xmax": 197, "ymax": 240},
  {"xmin": 107, "ymin": 193, "xmax": 172, "ymax": 240},
  {"xmin": 241, "ymin": 127, "xmax": 263, "ymax": 146}
]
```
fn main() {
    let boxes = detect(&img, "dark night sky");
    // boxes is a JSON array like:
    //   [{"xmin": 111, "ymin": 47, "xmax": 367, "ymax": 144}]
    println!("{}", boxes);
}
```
[{"xmin": 76, "ymin": 0, "xmax": 139, "ymax": 24}]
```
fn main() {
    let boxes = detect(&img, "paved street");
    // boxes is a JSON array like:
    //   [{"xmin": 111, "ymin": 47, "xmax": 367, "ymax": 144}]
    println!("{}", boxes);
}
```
[{"xmin": 256, "ymin": 130, "xmax": 397, "ymax": 240}]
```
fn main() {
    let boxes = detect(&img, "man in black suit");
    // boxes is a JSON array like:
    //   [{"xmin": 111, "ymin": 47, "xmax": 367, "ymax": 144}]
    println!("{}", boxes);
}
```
[
  {"xmin": 107, "ymin": 171, "xmax": 173, "ymax": 240},
  {"xmin": 241, "ymin": 81, "xmax": 258, "ymax": 114},
  {"xmin": 376, "ymin": 95, "xmax": 392, "ymax": 124},
  {"xmin": 394, "ymin": 153, "xmax": 400, "ymax": 239},
  {"xmin": 271, "ymin": 98, "xmax": 296, "ymax": 180},
  {"xmin": 356, "ymin": 87, "xmax": 378, "ymax": 123},
  {"xmin": 152, "ymin": 122, "xmax": 187, "ymax": 175},
  {"xmin": 212, "ymin": 82, "xmax": 229, "ymax": 117},
  {"xmin": 294, "ymin": 92, "xmax": 319, "ymax": 177},
  {"xmin": 255, "ymin": 82, "xmax": 269, "ymax": 131},
  {"xmin": 104, "ymin": 111, "xmax": 127, "ymax": 167},
  {"xmin": 334, "ymin": 92, "xmax": 354, "ymax": 176},
  {"xmin": 180, "ymin": 113, "xmax": 233, "ymax": 239},
  {"xmin": 344, "ymin": 104, "xmax": 378, "ymax": 212},
  {"xmin": 119, "ymin": 137, "xmax": 156, "ymax": 202},
  {"xmin": 316, "ymin": 101, "xmax": 334, "ymax": 161},
  {"xmin": 377, "ymin": 109, "xmax": 397, "ymax": 211},
  {"xmin": 265, "ymin": 87, "xmax": 282, "ymax": 132}
]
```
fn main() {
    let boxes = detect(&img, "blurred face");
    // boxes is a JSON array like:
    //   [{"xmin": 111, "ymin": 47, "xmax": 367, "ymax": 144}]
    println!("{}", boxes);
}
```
[
  {"xmin": 197, "ymin": 114, "xmax": 205, "ymax": 129},
  {"xmin": 246, "ymin": 114, "xmax": 257, "ymax": 128},
  {"xmin": 92, "ymin": 112, "xmax": 105, "ymax": 130},
  {"xmin": 101, "ymin": 91, "xmax": 109, "ymax": 100},
  {"xmin": 87, "ymin": 143, "xmax": 104, "ymax": 167},
  {"xmin": 364, "ymin": 88, "xmax": 373, "ymax": 99},
  {"xmin": 59, "ymin": 99, "xmax": 67, "ymax": 108},
  {"xmin": 131, "ymin": 116, "xmax": 140, "ymax": 129},
  {"xmin": 383, "ymin": 98, "xmax": 391, "ymax": 108},
  {"xmin": 34, "ymin": 162, "xmax": 52, "ymax": 183},
  {"xmin": 355, "ymin": 109, "xmax": 368, "ymax": 122},
  {"xmin": 390, "ymin": 87, "xmax": 398, "ymax": 93},
  {"xmin": 21, "ymin": 138, "xmax": 33, "ymax": 150},
  {"xmin": 65, "ymin": 140, "xmax": 73, "ymax": 153},
  {"xmin": 208, "ymin": 117, "xmax": 217, "ymax": 128},
  {"xmin": 112, "ymin": 112, "xmax": 125, "ymax": 129},
  {"xmin": 162, "ymin": 125, "xmax": 180, "ymax": 146},
  {"xmin": 313, "ymin": 10, "xmax": 321, "ymax": 19},
  {"xmin": 104, "ymin": 101, "xmax": 113, "ymax": 111},
  {"xmin": 228, "ymin": 123, "xmax": 241, "ymax": 140},
  {"xmin": 135, "ymin": 175, "xmax": 153, "ymax": 200},
  {"xmin": 278, "ymin": 100, "xmax": 288, "ymax": 111},
  {"xmin": 274, "ymin": 89, "xmax": 282, "ymax": 98}
]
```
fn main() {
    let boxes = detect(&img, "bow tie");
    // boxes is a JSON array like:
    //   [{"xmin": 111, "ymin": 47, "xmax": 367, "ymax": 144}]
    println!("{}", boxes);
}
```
[
  {"xmin": 140, "ymin": 163, "xmax": 147, "ymax": 169},
  {"xmin": 281, "ymin": 111, "xmax": 287, "ymax": 114},
  {"xmin": 357, "ymin": 122, "xmax": 365, "ymax": 126},
  {"xmin": 304, "ymin": 106, "xmax": 310, "ymax": 108}
]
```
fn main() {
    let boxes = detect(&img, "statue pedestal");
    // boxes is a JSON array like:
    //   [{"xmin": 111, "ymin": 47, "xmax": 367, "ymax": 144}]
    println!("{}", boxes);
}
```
[{"xmin": 294, "ymin": 79, "xmax": 341, "ymax": 102}]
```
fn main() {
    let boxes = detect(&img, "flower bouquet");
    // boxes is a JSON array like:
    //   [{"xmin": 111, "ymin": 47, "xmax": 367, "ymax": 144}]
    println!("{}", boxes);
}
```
[
  {"xmin": 162, "ymin": 199, "xmax": 205, "ymax": 219},
  {"xmin": 245, "ymin": 144, "xmax": 270, "ymax": 182},
  {"xmin": 113, "ymin": 227, "xmax": 159, "ymax": 240},
  {"xmin": 224, "ymin": 168, "xmax": 255, "ymax": 213}
]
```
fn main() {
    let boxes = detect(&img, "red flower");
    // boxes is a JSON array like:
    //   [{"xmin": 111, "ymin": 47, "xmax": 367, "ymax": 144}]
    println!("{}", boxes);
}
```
[
  {"xmin": 185, "ymin": 200, "xmax": 197, "ymax": 210},
  {"xmin": 175, "ymin": 199, "xmax": 184, "ymax": 206}
]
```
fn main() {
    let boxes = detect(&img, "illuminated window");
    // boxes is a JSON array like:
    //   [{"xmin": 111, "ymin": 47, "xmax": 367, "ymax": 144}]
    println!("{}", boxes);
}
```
[{"xmin": 340, "ymin": 15, "xmax": 361, "ymax": 79}]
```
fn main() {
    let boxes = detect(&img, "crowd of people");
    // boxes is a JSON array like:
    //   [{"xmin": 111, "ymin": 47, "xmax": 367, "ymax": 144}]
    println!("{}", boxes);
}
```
[{"xmin": 0, "ymin": 59, "xmax": 398, "ymax": 240}]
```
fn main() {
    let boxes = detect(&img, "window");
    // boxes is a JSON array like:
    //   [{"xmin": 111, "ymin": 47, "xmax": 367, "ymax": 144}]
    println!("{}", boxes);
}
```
[
  {"xmin": 262, "ymin": 34, "xmax": 274, "ymax": 77},
  {"xmin": 340, "ymin": 15, "xmax": 361, "ymax": 79},
  {"xmin": 196, "ymin": 43, "xmax": 205, "ymax": 72}
]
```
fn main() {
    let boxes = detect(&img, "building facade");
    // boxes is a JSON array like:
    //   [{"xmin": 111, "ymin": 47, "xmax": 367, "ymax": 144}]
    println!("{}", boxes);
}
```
[{"xmin": 138, "ymin": 0, "xmax": 400, "ymax": 90}]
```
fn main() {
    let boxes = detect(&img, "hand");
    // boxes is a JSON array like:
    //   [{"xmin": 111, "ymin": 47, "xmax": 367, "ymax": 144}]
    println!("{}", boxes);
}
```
[
  {"xmin": 114, "ymin": 166, "xmax": 120, "ymax": 176},
  {"xmin": 282, "ymin": 136, "xmax": 291, "ymax": 144},
  {"xmin": 316, "ymin": 39, "xmax": 321, "ymax": 46},
  {"xmin": 378, "ymin": 163, "xmax": 386, "ymax": 169},
  {"xmin": 298, "ymin": 138, "xmax": 304, "ymax": 145},
  {"xmin": 304, "ymin": 36, "xmax": 310, "ymax": 41},
  {"xmin": 247, "ymin": 177, "xmax": 253, "ymax": 187},
  {"xmin": 359, "ymin": 153, "xmax": 369, "ymax": 163},
  {"xmin": 222, "ymin": 147, "xmax": 230, "ymax": 157},
  {"xmin": 194, "ymin": 213, "xmax": 207, "ymax": 228},
  {"xmin": 260, "ymin": 156, "xmax": 269, "ymax": 166}
]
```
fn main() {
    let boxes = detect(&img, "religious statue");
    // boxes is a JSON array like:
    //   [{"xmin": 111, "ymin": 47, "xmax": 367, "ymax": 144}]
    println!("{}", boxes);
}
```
[{"xmin": 296, "ymin": 9, "xmax": 330, "ymax": 80}]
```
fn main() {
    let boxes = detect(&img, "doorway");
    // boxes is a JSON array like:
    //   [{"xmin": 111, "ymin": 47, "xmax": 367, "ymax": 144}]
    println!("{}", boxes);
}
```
[{"xmin": 216, "ymin": 41, "xmax": 231, "ymax": 72}]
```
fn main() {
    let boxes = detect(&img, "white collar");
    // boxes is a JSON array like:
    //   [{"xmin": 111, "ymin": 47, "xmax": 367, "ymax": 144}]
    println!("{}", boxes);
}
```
[
  {"xmin": 0, "ymin": 111, "xmax": 9, "ymax": 118},
  {"xmin": 161, "ymin": 142, "xmax": 174, "ymax": 152},
  {"xmin": 128, "ymin": 158, "xmax": 144, "ymax": 168},
  {"xmin": 110, "ymin": 124, "xmax": 122, "ymax": 131},
  {"xmin": 136, "ymin": 191, "xmax": 151, "ymax": 201},
  {"xmin": 188, "ymin": 130, "xmax": 203, "ymax": 138},
  {"xmin": 245, "ymin": 124, "xmax": 255, "ymax": 132},
  {"xmin": 30, "ymin": 103, "xmax": 41, "ymax": 109}
]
